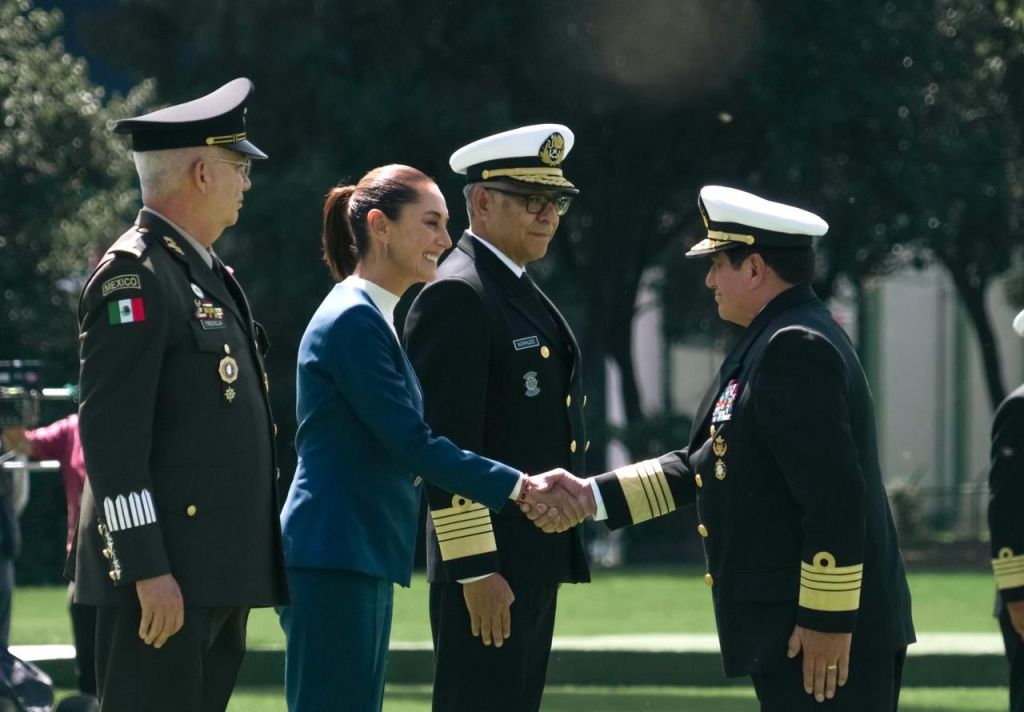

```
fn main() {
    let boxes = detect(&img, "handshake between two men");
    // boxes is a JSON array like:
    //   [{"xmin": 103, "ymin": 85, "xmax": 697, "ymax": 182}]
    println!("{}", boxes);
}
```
[{"xmin": 517, "ymin": 470, "xmax": 596, "ymax": 533}]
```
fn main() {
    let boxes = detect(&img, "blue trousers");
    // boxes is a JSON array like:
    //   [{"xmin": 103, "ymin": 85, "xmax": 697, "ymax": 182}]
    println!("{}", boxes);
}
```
[{"xmin": 279, "ymin": 568, "xmax": 393, "ymax": 712}]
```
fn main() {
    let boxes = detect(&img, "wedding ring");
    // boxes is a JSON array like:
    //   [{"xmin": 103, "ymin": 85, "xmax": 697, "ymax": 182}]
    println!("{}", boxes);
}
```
[{"xmin": 826, "ymin": 664, "xmax": 838, "ymax": 670}]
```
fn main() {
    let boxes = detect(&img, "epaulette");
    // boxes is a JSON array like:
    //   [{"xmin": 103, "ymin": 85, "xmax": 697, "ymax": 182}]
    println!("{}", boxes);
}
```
[{"xmin": 108, "ymin": 225, "xmax": 154, "ymax": 259}]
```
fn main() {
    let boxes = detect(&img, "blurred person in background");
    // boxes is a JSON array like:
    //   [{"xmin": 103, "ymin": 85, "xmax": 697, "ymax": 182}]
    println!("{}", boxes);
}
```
[{"xmin": 2, "ymin": 415, "xmax": 95, "ymax": 697}]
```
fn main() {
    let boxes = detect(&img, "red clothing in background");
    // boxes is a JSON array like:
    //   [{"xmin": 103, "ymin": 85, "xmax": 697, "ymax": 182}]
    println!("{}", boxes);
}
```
[{"xmin": 25, "ymin": 414, "xmax": 85, "ymax": 555}]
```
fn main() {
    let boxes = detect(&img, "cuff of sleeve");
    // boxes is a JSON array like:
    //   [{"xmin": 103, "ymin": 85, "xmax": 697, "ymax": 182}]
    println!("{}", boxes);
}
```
[
  {"xmin": 993, "ymin": 548, "xmax": 1024, "ymax": 592},
  {"xmin": 796, "ymin": 607, "xmax": 859, "ymax": 633},
  {"xmin": 611, "ymin": 459, "xmax": 676, "ymax": 525},
  {"xmin": 457, "ymin": 573, "xmax": 496, "ymax": 584},
  {"xmin": 798, "ymin": 551, "xmax": 862, "ymax": 616},
  {"xmin": 508, "ymin": 475, "xmax": 525, "ymax": 501},
  {"xmin": 430, "ymin": 498, "xmax": 497, "ymax": 562},
  {"xmin": 590, "ymin": 479, "xmax": 608, "ymax": 521}
]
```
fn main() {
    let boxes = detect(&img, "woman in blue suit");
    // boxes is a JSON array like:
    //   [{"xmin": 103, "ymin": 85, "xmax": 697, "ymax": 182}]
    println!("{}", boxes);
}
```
[{"xmin": 279, "ymin": 165, "xmax": 579, "ymax": 711}]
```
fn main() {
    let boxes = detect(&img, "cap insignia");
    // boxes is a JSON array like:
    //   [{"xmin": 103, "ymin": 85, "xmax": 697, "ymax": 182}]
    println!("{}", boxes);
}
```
[
  {"xmin": 539, "ymin": 132, "xmax": 566, "ymax": 166},
  {"xmin": 205, "ymin": 132, "xmax": 247, "ymax": 146}
]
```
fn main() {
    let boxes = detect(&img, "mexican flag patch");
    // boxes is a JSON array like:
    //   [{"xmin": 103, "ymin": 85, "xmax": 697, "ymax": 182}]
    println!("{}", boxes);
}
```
[{"xmin": 107, "ymin": 297, "xmax": 145, "ymax": 325}]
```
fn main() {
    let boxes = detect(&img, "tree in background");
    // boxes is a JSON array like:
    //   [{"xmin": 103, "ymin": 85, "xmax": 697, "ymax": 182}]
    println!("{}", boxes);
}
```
[
  {"xmin": 728, "ymin": 0, "xmax": 1024, "ymax": 409},
  {"xmin": 0, "ymin": 0, "xmax": 149, "ymax": 384}
]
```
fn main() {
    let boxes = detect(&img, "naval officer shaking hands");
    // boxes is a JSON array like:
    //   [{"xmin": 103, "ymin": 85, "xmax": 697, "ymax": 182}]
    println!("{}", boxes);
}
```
[
  {"xmin": 277, "ymin": 164, "xmax": 585, "ymax": 712},
  {"xmin": 524, "ymin": 186, "xmax": 916, "ymax": 711}
]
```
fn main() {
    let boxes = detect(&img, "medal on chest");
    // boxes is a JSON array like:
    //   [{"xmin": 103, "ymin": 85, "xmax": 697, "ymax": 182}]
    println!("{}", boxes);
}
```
[
  {"xmin": 195, "ymin": 298, "xmax": 225, "ymax": 330},
  {"xmin": 219, "ymin": 344, "xmax": 239, "ymax": 403},
  {"xmin": 711, "ymin": 379, "xmax": 739, "ymax": 423}
]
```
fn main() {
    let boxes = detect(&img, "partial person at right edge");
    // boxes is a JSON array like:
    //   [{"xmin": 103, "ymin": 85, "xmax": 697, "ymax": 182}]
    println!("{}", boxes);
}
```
[
  {"xmin": 277, "ymin": 164, "xmax": 585, "ymax": 712},
  {"xmin": 988, "ymin": 308, "xmax": 1024, "ymax": 712}
]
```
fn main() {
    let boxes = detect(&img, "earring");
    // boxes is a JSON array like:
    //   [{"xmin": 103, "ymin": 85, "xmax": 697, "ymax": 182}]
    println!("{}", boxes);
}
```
[{"xmin": 383, "ymin": 243, "xmax": 391, "ymax": 257}]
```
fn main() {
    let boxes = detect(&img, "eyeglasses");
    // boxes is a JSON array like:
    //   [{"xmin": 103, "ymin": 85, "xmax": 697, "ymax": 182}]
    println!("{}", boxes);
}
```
[
  {"xmin": 485, "ymin": 188, "xmax": 573, "ymax": 217},
  {"xmin": 215, "ymin": 158, "xmax": 252, "ymax": 179}
]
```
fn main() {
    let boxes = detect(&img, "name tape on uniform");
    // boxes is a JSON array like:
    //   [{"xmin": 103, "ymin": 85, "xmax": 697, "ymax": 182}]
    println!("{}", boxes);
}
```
[
  {"xmin": 101, "ymin": 275, "xmax": 141, "ymax": 297},
  {"xmin": 513, "ymin": 336, "xmax": 540, "ymax": 351}
]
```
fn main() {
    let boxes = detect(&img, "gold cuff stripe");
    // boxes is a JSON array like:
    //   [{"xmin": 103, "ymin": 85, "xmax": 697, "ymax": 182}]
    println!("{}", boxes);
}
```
[
  {"xmin": 646, "ymin": 459, "xmax": 675, "ymax": 516},
  {"xmin": 435, "ymin": 515, "xmax": 493, "ymax": 535},
  {"xmin": 799, "ymin": 584, "xmax": 862, "ymax": 612},
  {"xmin": 994, "ymin": 571, "xmax": 1024, "ymax": 590},
  {"xmin": 432, "ymin": 502, "xmax": 488, "ymax": 523},
  {"xmin": 616, "ymin": 459, "xmax": 675, "ymax": 524},
  {"xmin": 993, "ymin": 551, "xmax": 1024, "ymax": 589},
  {"xmin": 205, "ymin": 132, "xmax": 247, "ymax": 145},
  {"xmin": 481, "ymin": 167, "xmax": 564, "ymax": 179},
  {"xmin": 436, "ymin": 530, "xmax": 498, "ymax": 561},
  {"xmin": 436, "ymin": 523, "xmax": 494, "ymax": 541},
  {"xmin": 431, "ymin": 495, "xmax": 497, "ymax": 561},
  {"xmin": 798, "ymin": 551, "xmax": 862, "ymax": 612},
  {"xmin": 706, "ymin": 230, "xmax": 755, "ymax": 245}
]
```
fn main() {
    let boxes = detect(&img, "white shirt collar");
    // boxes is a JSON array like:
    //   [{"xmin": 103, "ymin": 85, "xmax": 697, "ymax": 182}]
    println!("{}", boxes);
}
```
[
  {"xmin": 468, "ymin": 231, "xmax": 525, "ymax": 278},
  {"xmin": 343, "ymin": 275, "xmax": 401, "ymax": 335},
  {"xmin": 142, "ymin": 207, "xmax": 215, "ymax": 269}
]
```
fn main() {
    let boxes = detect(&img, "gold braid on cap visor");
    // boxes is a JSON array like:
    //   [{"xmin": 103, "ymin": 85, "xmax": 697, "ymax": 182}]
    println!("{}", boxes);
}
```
[
  {"xmin": 205, "ymin": 132, "xmax": 248, "ymax": 145},
  {"xmin": 706, "ymin": 229, "xmax": 755, "ymax": 246}
]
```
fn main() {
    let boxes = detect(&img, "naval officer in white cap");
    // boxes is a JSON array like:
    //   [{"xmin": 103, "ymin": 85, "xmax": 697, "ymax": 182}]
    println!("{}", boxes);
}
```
[
  {"xmin": 403, "ymin": 124, "xmax": 591, "ymax": 712},
  {"xmin": 531, "ymin": 186, "xmax": 916, "ymax": 710},
  {"xmin": 988, "ymin": 308, "xmax": 1024, "ymax": 712}
]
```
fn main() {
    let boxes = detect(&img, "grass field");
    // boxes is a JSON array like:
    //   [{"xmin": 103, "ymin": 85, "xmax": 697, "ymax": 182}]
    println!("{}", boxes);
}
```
[
  {"xmin": 13, "ymin": 565, "xmax": 1001, "ymax": 646},
  {"xmin": 30, "ymin": 566, "xmax": 1009, "ymax": 711},
  {"xmin": 212, "ymin": 685, "xmax": 1011, "ymax": 711}
]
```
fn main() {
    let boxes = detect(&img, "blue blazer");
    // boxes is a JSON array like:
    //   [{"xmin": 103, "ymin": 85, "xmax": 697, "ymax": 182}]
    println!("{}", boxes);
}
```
[{"xmin": 281, "ymin": 282, "xmax": 520, "ymax": 586}]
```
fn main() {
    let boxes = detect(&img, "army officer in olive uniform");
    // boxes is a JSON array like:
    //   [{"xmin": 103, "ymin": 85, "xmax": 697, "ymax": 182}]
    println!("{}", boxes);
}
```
[
  {"xmin": 403, "ymin": 124, "xmax": 590, "ymax": 712},
  {"xmin": 557, "ymin": 187, "xmax": 915, "ymax": 710},
  {"xmin": 988, "ymin": 308, "xmax": 1024, "ymax": 712},
  {"xmin": 73, "ymin": 78, "xmax": 287, "ymax": 712}
]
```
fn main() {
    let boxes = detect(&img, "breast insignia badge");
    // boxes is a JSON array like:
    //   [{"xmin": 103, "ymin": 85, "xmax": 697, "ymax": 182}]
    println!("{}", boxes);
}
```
[
  {"xmin": 523, "ymin": 371, "xmax": 540, "ymax": 397},
  {"xmin": 712, "ymin": 435, "xmax": 727, "ymax": 457}
]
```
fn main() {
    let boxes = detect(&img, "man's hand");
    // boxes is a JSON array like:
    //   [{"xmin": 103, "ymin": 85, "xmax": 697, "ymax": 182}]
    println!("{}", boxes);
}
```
[
  {"xmin": 136, "ymin": 574, "xmax": 184, "ymax": 649},
  {"xmin": 786, "ymin": 625, "xmax": 852, "ymax": 702},
  {"xmin": 463, "ymin": 574, "xmax": 515, "ymax": 647},
  {"xmin": 0, "ymin": 427, "xmax": 31, "ymax": 456},
  {"xmin": 1008, "ymin": 600, "xmax": 1024, "ymax": 640},
  {"xmin": 520, "ymin": 469, "xmax": 596, "ymax": 533}
]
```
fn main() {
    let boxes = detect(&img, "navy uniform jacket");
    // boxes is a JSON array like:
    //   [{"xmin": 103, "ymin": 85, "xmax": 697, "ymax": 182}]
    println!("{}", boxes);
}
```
[
  {"xmin": 280, "ymin": 280, "xmax": 520, "ymax": 587},
  {"xmin": 989, "ymin": 385, "xmax": 1024, "ymax": 609},
  {"xmin": 74, "ymin": 210, "xmax": 287, "ymax": 608},
  {"xmin": 404, "ymin": 234, "xmax": 590, "ymax": 585},
  {"xmin": 594, "ymin": 284, "xmax": 915, "ymax": 676}
]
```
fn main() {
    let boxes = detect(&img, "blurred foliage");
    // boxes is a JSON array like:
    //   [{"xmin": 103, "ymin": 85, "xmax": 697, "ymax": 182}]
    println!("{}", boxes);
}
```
[{"xmin": 0, "ymin": 0, "xmax": 150, "ymax": 386}]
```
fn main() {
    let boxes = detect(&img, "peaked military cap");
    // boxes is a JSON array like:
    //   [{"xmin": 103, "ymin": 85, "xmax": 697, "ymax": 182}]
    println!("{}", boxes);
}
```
[
  {"xmin": 450, "ymin": 123, "xmax": 579, "ymax": 195},
  {"xmin": 686, "ymin": 186, "xmax": 828, "ymax": 257},
  {"xmin": 114, "ymin": 78, "xmax": 267, "ymax": 159}
]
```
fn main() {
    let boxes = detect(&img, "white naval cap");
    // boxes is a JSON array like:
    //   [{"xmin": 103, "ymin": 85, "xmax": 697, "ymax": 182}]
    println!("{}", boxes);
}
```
[
  {"xmin": 449, "ymin": 123, "xmax": 579, "ymax": 194},
  {"xmin": 686, "ymin": 186, "xmax": 829, "ymax": 257},
  {"xmin": 1013, "ymin": 309, "xmax": 1024, "ymax": 337}
]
